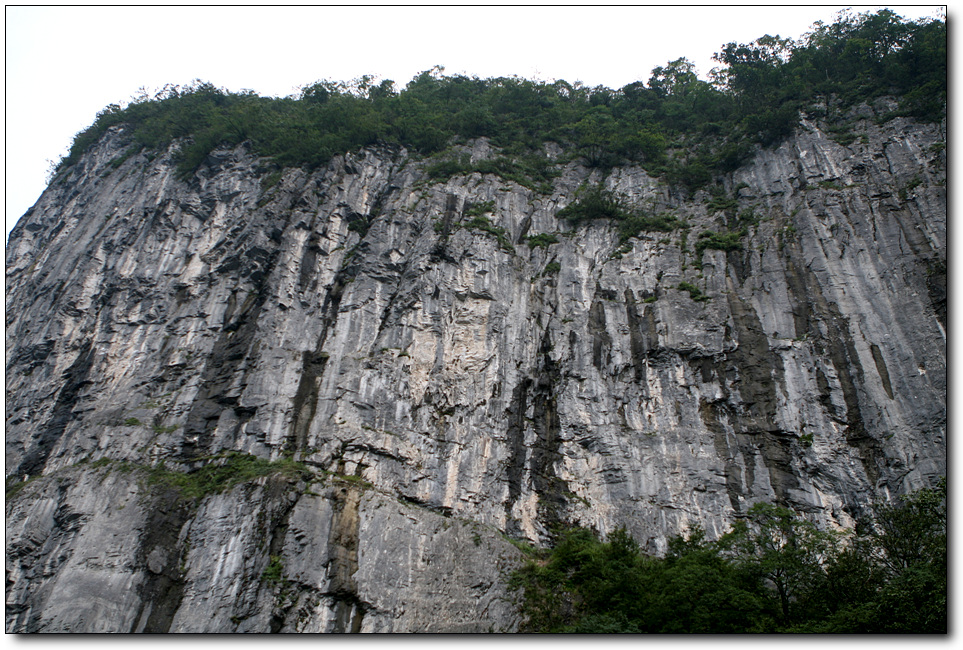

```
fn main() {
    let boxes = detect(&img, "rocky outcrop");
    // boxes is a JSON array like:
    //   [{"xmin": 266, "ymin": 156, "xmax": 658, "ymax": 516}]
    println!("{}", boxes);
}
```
[{"xmin": 5, "ymin": 102, "xmax": 945, "ymax": 631}]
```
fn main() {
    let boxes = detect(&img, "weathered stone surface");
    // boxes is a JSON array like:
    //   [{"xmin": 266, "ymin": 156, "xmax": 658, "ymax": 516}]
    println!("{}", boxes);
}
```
[{"xmin": 6, "ymin": 107, "xmax": 945, "ymax": 631}]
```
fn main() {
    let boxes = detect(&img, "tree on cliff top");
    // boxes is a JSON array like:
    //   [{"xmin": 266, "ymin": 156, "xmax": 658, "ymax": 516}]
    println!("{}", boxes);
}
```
[{"xmin": 55, "ymin": 10, "xmax": 944, "ymax": 190}]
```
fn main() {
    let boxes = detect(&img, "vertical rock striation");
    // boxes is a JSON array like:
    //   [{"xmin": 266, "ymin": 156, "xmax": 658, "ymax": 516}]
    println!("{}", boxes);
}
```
[{"xmin": 6, "ymin": 104, "xmax": 945, "ymax": 631}]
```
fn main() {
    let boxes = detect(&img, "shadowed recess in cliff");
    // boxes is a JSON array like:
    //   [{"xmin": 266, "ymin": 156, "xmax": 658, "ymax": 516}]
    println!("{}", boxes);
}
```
[
  {"xmin": 286, "ymin": 249, "xmax": 361, "ymax": 456},
  {"xmin": 588, "ymin": 287, "xmax": 614, "ymax": 371},
  {"xmin": 624, "ymin": 288, "xmax": 660, "ymax": 383},
  {"xmin": 325, "ymin": 484, "xmax": 366, "ymax": 633},
  {"xmin": 695, "ymin": 288, "xmax": 800, "ymax": 506},
  {"xmin": 260, "ymin": 480, "xmax": 305, "ymax": 633},
  {"xmin": 529, "ymin": 330, "xmax": 567, "ymax": 527},
  {"xmin": 132, "ymin": 481, "xmax": 193, "ymax": 632},
  {"xmin": 925, "ymin": 260, "xmax": 946, "ymax": 329},
  {"xmin": 504, "ymin": 377, "xmax": 531, "ymax": 539},
  {"xmin": 503, "ymin": 328, "xmax": 568, "ymax": 538},
  {"xmin": 182, "ymin": 286, "xmax": 270, "ymax": 460},
  {"xmin": 17, "ymin": 340, "xmax": 95, "ymax": 477}
]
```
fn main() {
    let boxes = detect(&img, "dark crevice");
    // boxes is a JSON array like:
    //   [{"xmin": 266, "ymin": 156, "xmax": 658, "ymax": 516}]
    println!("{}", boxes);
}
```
[
  {"xmin": 429, "ymin": 194, "xmax": 461, "ymax": 263},
  {"xmin": 17, "ymin": 340, "xmax": 95, "ymax": 477},
  {"xmin": 298, "ymin": 231, "xmax": 323, "ymax": 294},
  {"xmin": 870, "ymin": 343, "xmax": 894, "ymax": 400},
  {"xmin": 724, "ymin": 290, "xmax": 798, "ymax": 504},
  {"xmin": 624, "ymin": 289, "xmax": 659, "ymax": 383},
  {"xmin": 397, "ymin": 493, "xmax": 454, "ymax": 517},
  {"xmin": 529, "ymin": 330, "xmax": 566, "ymax": 528},
  {"xmin": 925, "ymin": 259, "xmax": 946, "ymax": 329},
  {"xmin": 132, "ymin": 485, "xmax": 193, "ymax": 633},
  {"xmin": 286, "ymin": 255, "xmax": 356, "ymax": 455},
  {"xmin": 701, "ymin": 399, "xmax": 746, "ymax": 513},
  {"xmin": 326, "ymin": 485, "xmax": 366, "ymax": 633},
  {"xmin": 784, "ymin": 257, "xmax": 813, "ymax": 339},
  {"xmin": 263, "ymin": 485, "xmax": 302, "ymax": 633},
  {"xmin": 814, "ymin": 365, "xmax": 838, "ymax": 415},
  {"xmin": 503, "ymin": 329, "xmax": 568, "ymax": 539},
  {"xmin": 287, "ymin": 351, "xmax": 329, "ymax": 455},
  {"xmin": 816, "ymin": 303, "xmax": 883, "ymax": 485},
  {"xmin": 181, "ymin": 287, "xmax": 269, "ymax": 460},
  {"xmin": 503, "ymin": 378, "xmax": 531, "ymax": 538},
  {"xmin": 588, "ymin": 289, "xmax": 612, "ymax": 371}
]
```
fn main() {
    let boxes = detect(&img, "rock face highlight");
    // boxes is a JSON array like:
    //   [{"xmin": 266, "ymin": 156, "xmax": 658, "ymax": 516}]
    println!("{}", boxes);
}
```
[{"xmin": 5, "ymin": 105, "xmax": 945, "ymax": 632}]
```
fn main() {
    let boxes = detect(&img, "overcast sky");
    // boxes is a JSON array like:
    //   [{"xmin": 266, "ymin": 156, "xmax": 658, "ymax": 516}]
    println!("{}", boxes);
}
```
[{"xmin": 4, "ymin": 4, "xmax": 945, "ymax": 240}]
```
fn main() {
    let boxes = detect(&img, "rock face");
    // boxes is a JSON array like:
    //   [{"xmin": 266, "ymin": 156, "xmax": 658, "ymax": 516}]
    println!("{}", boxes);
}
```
[{"xmin": 5, "ymin": 104, "xmax": 946, "ymax": 632}]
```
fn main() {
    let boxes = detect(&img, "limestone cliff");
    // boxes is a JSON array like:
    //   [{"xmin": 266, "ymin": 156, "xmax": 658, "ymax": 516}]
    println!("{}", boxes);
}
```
[{"xmin": 5, "ymin": 101, "xmax": 945, "ymax": 632}]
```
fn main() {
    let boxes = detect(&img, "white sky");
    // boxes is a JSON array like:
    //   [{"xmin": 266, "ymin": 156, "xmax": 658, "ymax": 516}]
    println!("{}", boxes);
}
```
[{"xmin": 4, "ymin": 4, "xmax": 945, "ymax": 240}]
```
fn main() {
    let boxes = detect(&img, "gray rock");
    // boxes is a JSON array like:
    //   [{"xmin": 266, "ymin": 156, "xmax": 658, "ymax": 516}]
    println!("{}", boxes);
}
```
[{"xmin": 5, "ymin": 111, "xmax": 945, "ymax": 631}]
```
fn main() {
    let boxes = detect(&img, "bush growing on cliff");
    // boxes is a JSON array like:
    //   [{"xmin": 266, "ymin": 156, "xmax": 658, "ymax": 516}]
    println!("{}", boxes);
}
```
[
  {"xmin": 510, "ymin": 479, "xmax": 946, "ymax": 633},
  {"xmin": 557, "ymin": 185, "xmax": 633, "ymax": 223},
  {"xmin": 525, "ymin": 233, "xmax": 560, "ymax": 249},
  {"xmin": 694, "ymin": 229, "xmax": 745, "ymax": 256},
  {"xmin": 557, "ymin": 184, "xmax": 681, "ymax": 243}
]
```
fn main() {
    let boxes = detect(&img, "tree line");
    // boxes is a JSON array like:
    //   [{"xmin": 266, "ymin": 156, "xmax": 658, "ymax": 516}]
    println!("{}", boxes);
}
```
[{"xmin": 56, "ymin": 9, "xmax": 944, "ymax": 193}]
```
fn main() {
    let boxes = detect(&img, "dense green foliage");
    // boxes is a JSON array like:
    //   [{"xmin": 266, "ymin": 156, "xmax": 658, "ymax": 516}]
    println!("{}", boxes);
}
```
[
  {"xmin": 525, "ymin": 233, "xmax": 560, "ymax": 249},
  {"xmin": 57, "ymin": 10, "xmax": 943, "ymax": 191},
  {"xmin": 694, "ymin": 229, "xmax": 745, "ymax": 256},
  {"xmin": 557, "ymin": 184, "xmax": 681, "ymax": 244},
  {"xmin": 510, "ymin": 479, "xmax": 946, "ymax": 633}
]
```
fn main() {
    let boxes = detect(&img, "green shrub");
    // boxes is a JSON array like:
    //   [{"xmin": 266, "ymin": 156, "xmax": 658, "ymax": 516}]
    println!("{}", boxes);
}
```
[
  {"xmin": 526, "ymin": 233, "xmax": 560, "ymax": 248},
  {"xmin": 558, "ymin": 184, "xmax": 680, "ymax": 243},
  {"xmin": 694, "ymin": 229, "xmax": 745, "ymax": 256},
  {"xmin": 346, "ymin": 217, "xmax": 370, "ymax": 236},
  {"xmin": 425, "ymin": 156, "xmax": 471, "ymax": 180},
  {"xmin": 705, "ymin": 194, "xmax": 739, "ymax": 215},
  {"xmin": 557, "ymin": 184, "xmax": 631, "ymax": 224},
  {"xmin": 829, "ymin": 131, "xmax": 857, "ymax": 147},
  {"xmin": 261, "ymin": 169, "xmax": 283, "ymax": 191},
  {"xmin": 423, "ymin": 154, "xmax": 558, "ymax": 193},
  {"xmin": 471, "ymin": 155, "xmax": 558, "ymax": 193},
  {"xmin": 898, "ymin": 175, "xmax": 923, "ymax": 201},
  {"xmin": 109, "ymin": 146, "xmax": 140, "ymax": 170},
  {"xmin": 5, "ymin": 475, "xmax": 37, "ymax": 500},
  {"xmin": 616, "ymin": 212, "xmax": 680, "ymax": 242},
  {"xmin": 736, "ymin": 208, "xmax": 760, "ymax": 226},
  {"xmin": 464, "ymin": 200, "xmax": 496, "ymax": 217},
  {"xmin": 678, "ymin": 281, "xmax": 710, "ymax": 302},
  {"xmin": 262, "ymin": 555, "xmax": 285, "ymax": 584},
  {"xmin": 463, "ymin": 215, "xmax": 514, "ymax": 253}
]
